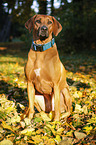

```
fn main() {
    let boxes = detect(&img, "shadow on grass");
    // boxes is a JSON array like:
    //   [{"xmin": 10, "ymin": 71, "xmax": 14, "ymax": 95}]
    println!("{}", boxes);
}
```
[
  {"xmin": 0, "ymin": 42, "xmax": 29, "ymax": 59},
  {"xmin": 0, "ymin": 78, "xmax": 90, "ymax": 102},
  {"xmin": 67, "ymin": 78, "xmax": 90, "ymax": 90},
  {"xmin": 0, "ymin": 80, "xmax": 28, "ymax": 113},
  {"xmin": 0, "ymin": 78, "xmax": 91, "ymax": 117}
]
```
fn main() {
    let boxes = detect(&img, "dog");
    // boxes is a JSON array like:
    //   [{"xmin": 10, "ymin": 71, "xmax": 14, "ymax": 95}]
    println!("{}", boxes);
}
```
[{"xmin": 25, "ymin": 14, "xmax": 72, "ymax": 121}]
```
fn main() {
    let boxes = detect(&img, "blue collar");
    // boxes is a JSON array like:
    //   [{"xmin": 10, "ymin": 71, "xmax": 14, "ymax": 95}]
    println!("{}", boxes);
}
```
[{"xmin": 32, "ymin": 38, "xmax": 55, "ymax": 51}]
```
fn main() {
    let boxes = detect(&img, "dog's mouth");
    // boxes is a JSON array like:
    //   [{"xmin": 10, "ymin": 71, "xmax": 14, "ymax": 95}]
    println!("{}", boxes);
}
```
[
  {"xmin": 38, "ymin": 26, "xmax": 49, "ymax": 41},
  {"xmin": 39, "ymin": 34, "xmax": 49, "ymax": 41}
]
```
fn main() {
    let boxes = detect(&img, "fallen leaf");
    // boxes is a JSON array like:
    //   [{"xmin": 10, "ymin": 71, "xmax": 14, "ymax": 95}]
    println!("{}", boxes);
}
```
[
  {"xmin": 57, "ymin": 127, "xmax": 64, "ymax": 135},
  {"xmin": 55, "ymin": 135, "xmax": 61, "ymax": 144},
  {"xmin": 2, "ymin": 121, "xmax": 15, "ymax": 133},
  {"xmin": 20, "ymin": 128, "xmax": 35, "ymax": 136},
  {"xmin": 24, "ymin": 118, "xmax": 31, "ymax": 126},
  {"xmin": 66, "ymin": 130, "xmax": 73, "ymax": 137},
  {"xmin": 32, "ymin": 135, "xmax": 43, "ymax": 144},
  {"xmin": 74, "ymin": 131, "xmax": 87, "ymax": 139},
  {"xmin": 87, "ymin": 116, "xmax": 96, "ymax": 124},
  {"xmin": 83, "ymin": 126, "xmax": 93, "ymax": 135},
  {"xmin": 46, "ymin": 124, "xmax": 56, "ymax": 135},
  {"xmin": 82, "ymin": 105, "xmax": 88, "ymax": 115},
  {"xmin": 0, "ymin": 139, "xmax": 13, "ymax": 145},
  {"xmin": 49, "ymin": 111, "xmax": 55, "ymax": 120},
  {"xmin": 20, "ymin": 121, "xmax": 25, "ymax": 128},
  {"xmin": 75, "ymin": 104, "xmax": 83, "ymax": 113},
  {"xmin": 59, "ymin": 137, "xmax": 73, "ymax": 145},
  {"xmin": 40, "ymin": 111, "xmax": 51, "ymax": 121}
]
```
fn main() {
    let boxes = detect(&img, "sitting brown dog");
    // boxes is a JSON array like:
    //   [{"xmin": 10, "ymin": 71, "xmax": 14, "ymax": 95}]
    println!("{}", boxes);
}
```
[{"xmin": 25, "ymin": 14, "xmax": 72, "ymax": 121}]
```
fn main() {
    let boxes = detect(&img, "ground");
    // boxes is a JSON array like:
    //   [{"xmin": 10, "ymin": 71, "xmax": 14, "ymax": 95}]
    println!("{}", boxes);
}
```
[{"xmin": 0, "ymin": 42, "xmax": 96, "ymax": 145}]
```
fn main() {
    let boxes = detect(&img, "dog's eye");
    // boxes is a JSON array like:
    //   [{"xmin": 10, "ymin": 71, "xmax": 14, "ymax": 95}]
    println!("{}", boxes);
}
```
[
  {"xmin": 35, "ymin": 20, "xmax": 41, "ymax": 24},
  {"xmin": 48, "ymin": 20, "xmax": 52, "ymax": 25}
]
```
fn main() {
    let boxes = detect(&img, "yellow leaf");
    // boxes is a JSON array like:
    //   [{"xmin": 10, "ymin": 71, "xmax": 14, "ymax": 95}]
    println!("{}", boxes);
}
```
[
  {"xmin": 18, "ymin": 103, "xmax": 25, "ymax": 110},
  {"xmin": 61, "ymin": 112, "xmax": 71, "ymax": 119},
  {"xmin": 85, "ymin": 100, "xmax": 92, "ymax": 107},
  {"xmin": 27, "ymin": 140, "xmax": 35, "ymax": 144},
  {"xmin": 75, "ymin": 104, "xmax": 83, "ymax": 113},
  {"xmin": 73, "ymin": 114, "xmax": 79, "ymax": 119},
  {"xmin": 87, "ymin": 116, "xmax": 96, "ymax": 124},
  {"xmin": 59, "ymin": 137, "xmax": 73, "ymax": 145},
  {"xmin": 57, "ymin": 127, "xmax": 64, "ymax": 135},
  {"xmin": 73, "ymin": 91, "xmax": 79, "ymax": 98},
  {"xmin": 42, "ymin": 136, "xmax": 48, "ymax": 140},
  {"xmin": 78, "ymin": 91, "xmax": 82, "ymax": 97},
  {"xmin": 13, "ymin": 78, "xmax": 18, "ymax": 82},
  {"xmin": 20, "ymin": 121, "xmax": 25, "ymax": 128},
  {"xmin": 15, "ymin": 62, "xmax": 18, "ymax": 67},
  {"xmin": 55, "ymin": 135, "xmax": 61, "ymax": 143},
  {"xmin": 32, "ymin": 135, "xmax": 43, "ymax": 144},
  {"xmin": 2, "ymin": 121, "xmax": 15, "ymax": 133},
  {"xmin": 24, "ymin": 135, "xmax": 27, "ymax": 141},
  {"xmin": 20, "ymin": 128, "xmax": 35, "ymax": 136},
  {"xmin": 74, "ymin": 131, "xmax": 87, "ymax": 139},
  {"xmin": 24, "ymin": 118, "xmax": 31, "ymax": 125},
  {"xmin": 11, "ymin": 116, "xmax": 21, "ymax": 123},
  {"xmin": 49, "ymin": 111, "xmax": 54, "ymax": 120},
  {"xmin": 83, "ymin": 126, "xmax": 93, "ymax": 135},
  {"xmin": 5, "ymin": 107, "xmax": 14, "ymax": 112},
  {"xmin": 66, "ymin": 130, "xmax": 73, "ymax": 137},
  {"xmin": 0, "ymin": 139, "xmax": 13, "ymax": 145},
  {"xmin": 82, "ymin": 105, "xmax": 88, "ymax": 115},
  {"xmin": 46, "ymin": 124, "xmax": 56, "ymax": 135},
  {"xmin": 36, "ymin": 129, "xmax": 44, "ymax": 134},
  {"xmin": 47, "ymin": 138, "xmax": 55, "ymax": 145},
  {"xmin": 73, "ymin": 91, "xmax": 82, "ymax": 98},
  {"xmin": 40, "ymin": 111, "xmax": 51, "ymax": 121}
]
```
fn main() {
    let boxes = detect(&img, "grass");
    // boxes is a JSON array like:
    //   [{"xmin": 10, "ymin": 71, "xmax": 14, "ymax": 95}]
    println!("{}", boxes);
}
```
[{"xmin": 0, "ymin": 42, "xmax": 96, "ymax": 144}]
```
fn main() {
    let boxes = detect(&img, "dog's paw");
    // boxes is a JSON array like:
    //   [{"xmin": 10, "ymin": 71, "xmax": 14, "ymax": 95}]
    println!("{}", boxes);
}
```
[
  {"xmin": 26, "ymin": 108, "xmax": 34, "ymax": 119},
  {"xmin": 60, "ymin": 112, "xmax": 71, "ymax": 119},
  {"xmin": 54, "ymin": 113, "xmax": 60, "ymax": 121},
  {"xmin": 28, "ymin": 110, "xmax": 34, "ymax": 119}
]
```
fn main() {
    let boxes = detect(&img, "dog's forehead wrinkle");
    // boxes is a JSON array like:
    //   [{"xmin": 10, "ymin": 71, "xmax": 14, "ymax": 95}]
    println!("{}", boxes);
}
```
[{"xmin": 36, "ymin": 16, "xmax": 51, "ymax": 22}]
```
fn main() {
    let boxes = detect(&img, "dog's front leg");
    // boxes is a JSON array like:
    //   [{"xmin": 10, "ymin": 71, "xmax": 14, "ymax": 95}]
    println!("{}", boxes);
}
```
[
  {"xmin": 54, "ymin": 84, "xmax": 60, "ymax": 121},
  {"xmin": 61, "ymin": 87, "xmax": 72, "ymax": 118},
  {"xmin": 27, "ymin": 81, "xmax": 35, "ymax": 119}
]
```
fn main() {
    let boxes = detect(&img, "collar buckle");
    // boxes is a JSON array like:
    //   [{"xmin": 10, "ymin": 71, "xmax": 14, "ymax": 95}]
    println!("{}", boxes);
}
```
[{"xmin": 33, "ymin": 43, "xmax": 43, "ymax": 51}]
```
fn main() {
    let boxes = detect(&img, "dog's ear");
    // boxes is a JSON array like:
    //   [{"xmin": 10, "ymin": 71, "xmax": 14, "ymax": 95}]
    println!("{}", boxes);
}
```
[
  {"xmin": 52, "ymin": 17, "xmax": 62, "ymax": 36},
  {"xmin": 25, "ymin": 15, "xmax": 37, "ymax": 33}
]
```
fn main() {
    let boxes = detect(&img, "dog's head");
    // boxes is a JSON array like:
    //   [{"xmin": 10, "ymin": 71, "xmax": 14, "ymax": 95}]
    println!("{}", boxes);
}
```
[{"xmin": 25, "ymin": 15, "xmax": 62, "ymax": 41}]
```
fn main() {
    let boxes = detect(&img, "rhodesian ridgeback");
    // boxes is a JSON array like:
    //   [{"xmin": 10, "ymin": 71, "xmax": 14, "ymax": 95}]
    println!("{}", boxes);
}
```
[{"xmin": 25, "ymin": 14, "xmax": 72, "ymax": 121}]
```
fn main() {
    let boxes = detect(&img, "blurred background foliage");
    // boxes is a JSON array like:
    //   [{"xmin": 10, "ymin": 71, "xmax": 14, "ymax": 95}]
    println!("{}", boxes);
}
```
[{"xmin": 0, "ymin": 0, "xmax": 96, "ymax": 53}]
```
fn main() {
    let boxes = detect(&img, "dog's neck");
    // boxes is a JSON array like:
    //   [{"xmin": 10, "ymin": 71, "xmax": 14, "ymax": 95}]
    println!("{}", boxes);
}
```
[
  {"xmin": 31, "ymin": 33, "xmax": 55, "ymax": 51},
  {"xmin": 32, "ymin": 38, "xmax": 55, "ymax": 52}
]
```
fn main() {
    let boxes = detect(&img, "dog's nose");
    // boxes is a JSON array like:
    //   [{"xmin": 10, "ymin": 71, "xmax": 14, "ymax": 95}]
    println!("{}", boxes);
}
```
[{"xmin": 41, "ymin": 25, "xmax": 48, "ymax": 31}]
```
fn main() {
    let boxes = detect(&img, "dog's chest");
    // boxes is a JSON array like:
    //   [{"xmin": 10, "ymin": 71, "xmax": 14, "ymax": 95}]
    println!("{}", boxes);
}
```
[
  {"xmin": 33, "ymin": 55, "xmax": 44, "ymax": 77},
  {"xmin": 26, "ymin": 50, "xmax": 62, "ymax": 94},
  {"xmin": 34, "ymin": 68, "xmax": 41, "ymax": 77},
  {"xmin": 30, "ymin": 55, "xmax": 53, "ymax": 93},
  {"xmin": 33, "ymin": 65, "xmax": 53, "ymax": 94}
]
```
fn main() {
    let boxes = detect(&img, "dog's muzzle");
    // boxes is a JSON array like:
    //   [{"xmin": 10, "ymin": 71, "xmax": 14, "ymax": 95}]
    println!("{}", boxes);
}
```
[{"xmin": 38, "ymin": 25, "xmax": 49, "ymax": 40}]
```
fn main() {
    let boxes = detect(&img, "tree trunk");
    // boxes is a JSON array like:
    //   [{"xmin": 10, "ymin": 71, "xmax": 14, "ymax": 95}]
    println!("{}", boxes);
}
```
[
  {"xmin": 72, "ymin": 0, "xmax": 84, "ymax": 50},
  {"xmin": 38, "ymin": 0, "xmax": 47, "ymax": 15},
  {"xmin": 51, "ymin": 0, "xmax": 54, "ymax": 15},
  {"xmin": 0, "ymin": 15, "xmax": 12, "ymax": 42}
]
